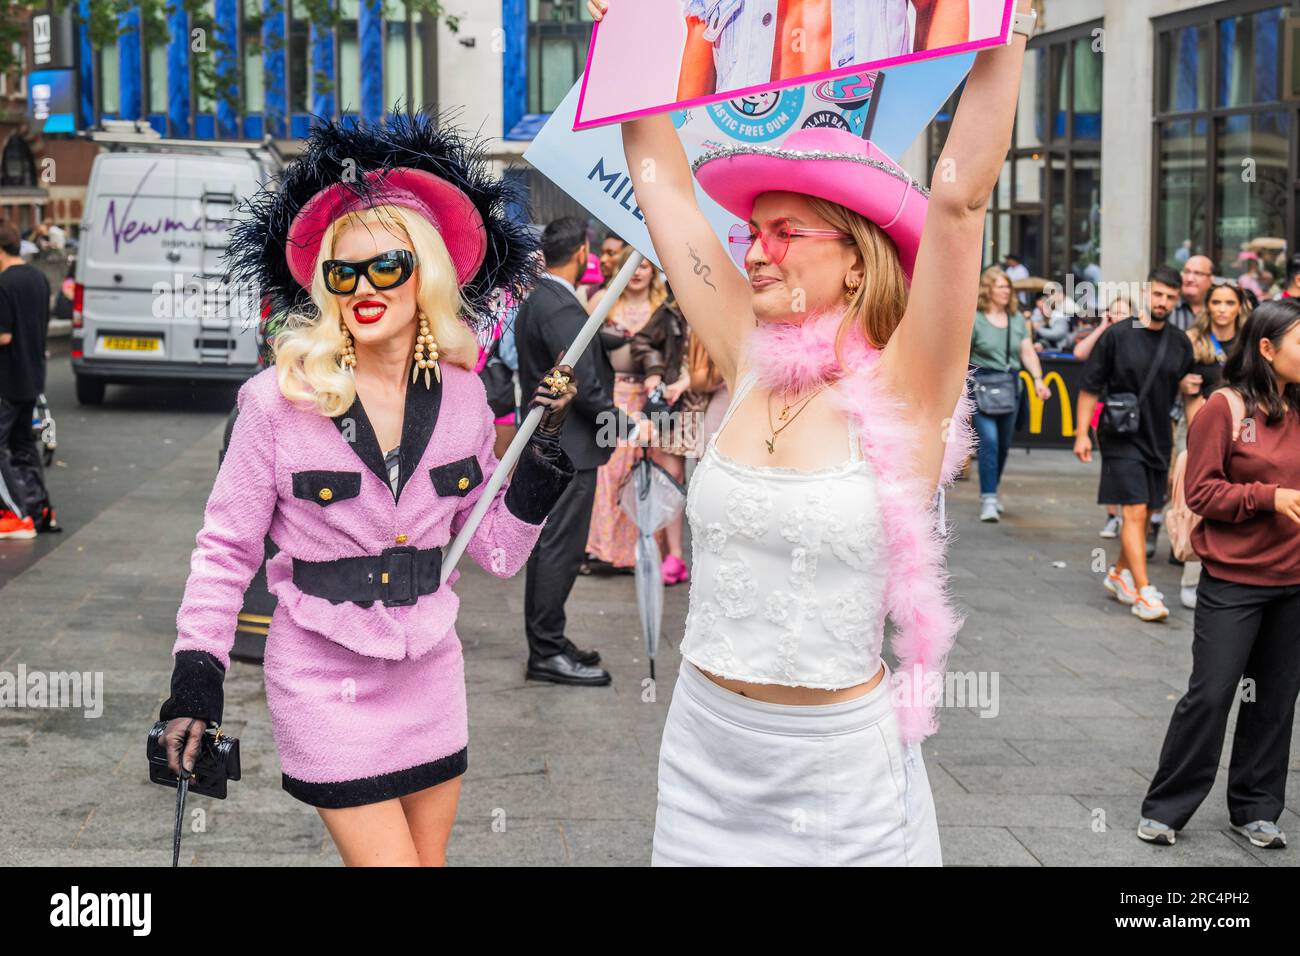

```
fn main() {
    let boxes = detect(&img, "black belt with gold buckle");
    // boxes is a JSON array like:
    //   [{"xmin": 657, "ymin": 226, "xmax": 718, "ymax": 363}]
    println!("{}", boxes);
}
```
[{"xmin": 291, "ymin": 545, "xmax": 442, "ymax": 608}]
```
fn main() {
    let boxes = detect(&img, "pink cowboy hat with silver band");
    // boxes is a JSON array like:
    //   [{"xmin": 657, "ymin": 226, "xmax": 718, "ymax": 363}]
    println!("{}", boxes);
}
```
[
  {"xmin": 285, "ymin": 167, "xmax": 488, "ymax": 291},
  {"xmin": 691, "ymin": 127, "xmax": 929, "ymax": 279}
]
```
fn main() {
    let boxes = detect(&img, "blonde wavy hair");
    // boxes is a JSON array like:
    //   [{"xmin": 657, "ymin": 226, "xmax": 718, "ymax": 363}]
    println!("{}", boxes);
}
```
[
  {"xmin": 976, "ymin": 266, "xmax": 1014, "ymax": 314},
  {"xmin": 804, "ymin": 196, "xmax": 909, "ymax": 352},
  {"xmin": 608, "ymin": 243, "xmax": 669, "ymax": 324},
  {"xmin": 272, "ymin": 204, "xmax": 479, "ymax": 417}
]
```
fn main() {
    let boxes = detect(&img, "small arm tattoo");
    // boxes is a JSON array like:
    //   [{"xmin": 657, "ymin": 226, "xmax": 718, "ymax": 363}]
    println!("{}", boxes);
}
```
[{"xmin": 686, "ymin": 242, "xmax": 717, "ymax": 292}]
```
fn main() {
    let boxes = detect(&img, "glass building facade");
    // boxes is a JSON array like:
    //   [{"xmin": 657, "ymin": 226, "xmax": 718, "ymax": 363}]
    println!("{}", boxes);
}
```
[
  {"xmin": 1153, "ymin": 1, "xmax": 1295, "ymax": 278},
  {"xmin": 84, "ymin": 0, "xmax": 432, "ymax": 139},
  {"xmin": 928, "ymin": 19, "xmax": 1104, "ymax": 280}
]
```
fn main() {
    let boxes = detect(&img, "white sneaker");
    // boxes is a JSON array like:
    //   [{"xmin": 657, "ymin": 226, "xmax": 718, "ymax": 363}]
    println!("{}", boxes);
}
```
[
  {"xmin": 1104, "ymin": 567, "xmax": 1138, "ymax": 604},
  {"xmin": 994, "ymin": 497, "xmax": 1005, "ymax": 514},
  {"xmin": 1099, "ymin": 515, "xmax": 1122, "ymax": 538},
  {"xmin": 1180, "ymin": 586, "xmax": 1197, "ymax": 609},
  {"xmin": 1132, "ymin": 585, "xmax": 1170, "ymax": 622},
  {"xmin": 980, "ymin": 497, "xmax": 1000, "ymax": 522}
]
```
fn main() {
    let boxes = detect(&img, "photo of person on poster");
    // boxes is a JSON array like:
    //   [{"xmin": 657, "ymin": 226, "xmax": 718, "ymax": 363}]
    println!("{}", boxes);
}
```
[{"xmin": 677, "ymin": 0, "xmax": 973, "ymax": 100}]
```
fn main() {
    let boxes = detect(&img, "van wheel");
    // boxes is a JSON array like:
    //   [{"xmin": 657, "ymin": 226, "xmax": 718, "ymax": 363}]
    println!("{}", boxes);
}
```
[{"xmin": 75, "ymin": 376, "xmax": 106, "ymax": 405}]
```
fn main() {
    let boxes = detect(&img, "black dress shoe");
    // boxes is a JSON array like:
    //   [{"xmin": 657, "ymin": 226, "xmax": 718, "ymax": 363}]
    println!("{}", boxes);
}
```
[
  {"xmin": 526, "ymin": 651, "xmax": 611, "ymax": 686},
  {"xmin": 564, "ymin": 638, "xmax": 601, "ymax": 666}
]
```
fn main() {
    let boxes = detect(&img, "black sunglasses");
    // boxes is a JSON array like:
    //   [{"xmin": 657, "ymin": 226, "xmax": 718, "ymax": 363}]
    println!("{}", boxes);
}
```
[{"xmin": 321, "ymin": 249, "xmax": 417, "ymax": 295}]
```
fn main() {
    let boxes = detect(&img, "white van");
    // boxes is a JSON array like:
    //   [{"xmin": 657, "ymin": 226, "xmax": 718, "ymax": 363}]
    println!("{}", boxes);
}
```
[{"xmin": 71, "ymin": 140, "xmax": 276, "ymax": 404}]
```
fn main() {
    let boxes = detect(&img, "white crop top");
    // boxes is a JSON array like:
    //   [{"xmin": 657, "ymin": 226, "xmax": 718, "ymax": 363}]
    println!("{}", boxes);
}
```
[{"xmin": 679, "ymin": 371, "xmax": 887, "ymax": 689}]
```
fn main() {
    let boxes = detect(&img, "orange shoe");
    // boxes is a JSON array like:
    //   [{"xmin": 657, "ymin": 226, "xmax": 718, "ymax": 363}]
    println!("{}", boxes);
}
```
[{"xmin": 0, "ymin": 512, "xmax": 36, "ymax": 539}]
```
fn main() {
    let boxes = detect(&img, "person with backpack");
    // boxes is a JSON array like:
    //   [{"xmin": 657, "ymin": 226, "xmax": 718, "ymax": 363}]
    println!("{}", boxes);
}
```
[
  {"xmin": 1167, "ymin": 279, "xmax": 1250, "ymax": 608},
  {"xmin": 1138, "ymin": 298, "xmax": 1300, "ymax": 850}
]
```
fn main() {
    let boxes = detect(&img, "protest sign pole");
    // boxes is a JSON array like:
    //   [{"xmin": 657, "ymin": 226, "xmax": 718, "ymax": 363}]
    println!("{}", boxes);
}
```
[{"xmin": 440, "ymin": 248, "xmax": 647, "ymax": 584}]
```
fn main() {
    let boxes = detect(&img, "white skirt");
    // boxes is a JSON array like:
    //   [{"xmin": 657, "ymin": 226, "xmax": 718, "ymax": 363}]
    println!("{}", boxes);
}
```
[{"xmin": 652, "ymin": 659, "xmax": 942, "ymax": 866}]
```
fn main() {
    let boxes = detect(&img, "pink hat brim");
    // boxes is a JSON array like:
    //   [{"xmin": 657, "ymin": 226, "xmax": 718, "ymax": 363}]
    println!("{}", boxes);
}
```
[
  {"xmin": 693, "ymin": 135, "xmax": 927, "ymax": 279},
  {"xmin": 285, "ymin": 167, "xmax": 487, "ymax": 291}
]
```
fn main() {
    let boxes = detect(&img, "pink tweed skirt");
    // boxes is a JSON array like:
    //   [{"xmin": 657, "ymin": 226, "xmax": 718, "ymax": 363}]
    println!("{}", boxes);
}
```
[{"xmin": 261, "ymin": 604, "xmax": 468, "ymax": 808}]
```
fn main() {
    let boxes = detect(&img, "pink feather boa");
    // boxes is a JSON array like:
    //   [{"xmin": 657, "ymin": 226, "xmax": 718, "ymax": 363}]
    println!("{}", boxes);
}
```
[{"xmin": 744, "ymin": 308, "xmax": 977, "ymax": 744}]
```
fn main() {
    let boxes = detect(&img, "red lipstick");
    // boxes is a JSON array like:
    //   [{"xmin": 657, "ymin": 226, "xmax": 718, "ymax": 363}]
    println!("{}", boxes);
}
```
[{"xmin": 353, "ymin": 300, "xmax": 386, "ymax": 324}]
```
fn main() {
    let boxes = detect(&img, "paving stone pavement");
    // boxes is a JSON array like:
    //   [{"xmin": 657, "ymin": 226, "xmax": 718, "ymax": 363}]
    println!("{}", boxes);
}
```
[{"xmin": 0, "ymin": 425, "xmax": 1295, "ymax": 866}]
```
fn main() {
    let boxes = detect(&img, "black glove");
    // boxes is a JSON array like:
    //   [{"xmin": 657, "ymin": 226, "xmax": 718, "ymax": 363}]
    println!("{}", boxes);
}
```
[
  {"xmin": 161, "ymin": 716, "xmax": 208, "ymax": 779},
  {"xmin": 530, "ymin": 363, "xmax": 578, "ymax": 441}
]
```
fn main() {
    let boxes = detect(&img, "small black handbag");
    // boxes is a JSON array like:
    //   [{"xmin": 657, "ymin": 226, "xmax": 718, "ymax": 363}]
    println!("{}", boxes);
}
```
[
  {"xmin": 972, "ymin": 314, "xmax": 1021, "ymax": 416},
  {"xmin": 147, "ymin": 720, "xmax": 241, "ymax": 865},
  {"xmin": 1101, "ymin": 323, "xmax": 1170, "ymax": 436}
]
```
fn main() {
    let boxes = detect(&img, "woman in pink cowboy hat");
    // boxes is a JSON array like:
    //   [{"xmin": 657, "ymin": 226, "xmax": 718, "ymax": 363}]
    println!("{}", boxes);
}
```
[
  {"xmin": 591, "ymin": 0, "xmax": 1037, "ymax": 865},
  {"xmin": 152, "ymin": 114, "xmax": 579, "ymax": 865}
]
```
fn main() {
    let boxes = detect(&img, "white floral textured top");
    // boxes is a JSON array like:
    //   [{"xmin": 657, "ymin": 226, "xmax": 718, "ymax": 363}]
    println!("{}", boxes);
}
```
[{"xmin": 679, "ymin": 370, "xmax": 886, "ymax": 689}]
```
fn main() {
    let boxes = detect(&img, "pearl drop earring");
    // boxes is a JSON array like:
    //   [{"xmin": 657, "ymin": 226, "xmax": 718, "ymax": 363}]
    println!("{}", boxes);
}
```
[
  {"xmin": 339, "ymin": 318, "xmax": 356, "ymax": 372},
  {"xmin": 413, "ymin": 312, "xmax": 441, "ymax": 388}
]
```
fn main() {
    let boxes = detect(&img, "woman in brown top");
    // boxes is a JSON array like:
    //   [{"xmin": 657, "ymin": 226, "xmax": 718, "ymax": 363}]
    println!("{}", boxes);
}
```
[
  {"xmin": 1139, "ymin": 299, "xmax": 1300, "ymax": 851},
  {"xmin": 585, "ymin": 248, "xmax": 665, "ymax": 568},
  {"xmin": 631, "ymin": 297, "xmax": 693, "ymax": 584},
  {"xmin": 1174, "ymin": 280, "xmax": 1250, "ymax": 607}
]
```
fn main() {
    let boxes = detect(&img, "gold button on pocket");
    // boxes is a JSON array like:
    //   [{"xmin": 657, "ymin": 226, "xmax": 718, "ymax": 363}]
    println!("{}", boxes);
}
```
[
  {"xmin": 429, "ymin": 456, "xmax": 483, "ymax": 498},
  {"xmin": 292, "ymin": 470, "xmax": 362, "ymax": 507},
  {"xmin": 395, "ymin": 533, "xmax": 408, "ymax": 544}
]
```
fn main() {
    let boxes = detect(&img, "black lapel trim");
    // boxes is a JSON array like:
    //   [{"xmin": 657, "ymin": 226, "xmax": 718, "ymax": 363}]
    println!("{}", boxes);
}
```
[
  {"xmin": 332, "ymin": 392, "xmax": 389, "ymax": 493},
  {"xmin": 397, "ymin": 368, "xmax": 442, "ymax": 502},
  {"xmin": 331, "ymin": 368, "xmax": 442, "ymax": 502}
]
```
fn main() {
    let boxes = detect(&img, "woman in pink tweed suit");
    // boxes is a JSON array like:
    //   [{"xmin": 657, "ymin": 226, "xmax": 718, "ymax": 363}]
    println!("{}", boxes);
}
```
[{"xmin": 154, "ymin": 116, "xmax": 577, "ymax": 865}]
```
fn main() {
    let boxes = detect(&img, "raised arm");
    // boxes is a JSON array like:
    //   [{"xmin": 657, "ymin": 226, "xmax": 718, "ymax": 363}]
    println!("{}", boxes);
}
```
[
  {"xmin": 621, "ymin": 111, "xmax": 754, "ymax": 389},
  {"xmin": 882, "ymin": 0, "xmax": 1033, "ymax": 424}
]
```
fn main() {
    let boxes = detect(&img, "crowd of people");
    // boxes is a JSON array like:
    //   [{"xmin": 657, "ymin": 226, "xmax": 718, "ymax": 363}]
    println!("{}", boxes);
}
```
[
  {"xmin": 958, "ymin": 247, "xmax": 1300, "ymax": 849},
  {"xmin": 485, "ymin": 219, "xmax": 727, "ymax": 687}
]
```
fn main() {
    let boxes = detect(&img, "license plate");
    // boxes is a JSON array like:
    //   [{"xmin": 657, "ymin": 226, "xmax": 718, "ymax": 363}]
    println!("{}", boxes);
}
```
[{"xmin": 102, "ymin": 336, "xmax": 161, "ymax": 352}]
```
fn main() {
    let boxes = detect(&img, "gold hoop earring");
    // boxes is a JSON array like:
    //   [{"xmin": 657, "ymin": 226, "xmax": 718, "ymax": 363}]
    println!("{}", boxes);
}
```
[
  {"xmin": 845, "ymin": 279, "xmax": 861, "ymax": 301},
  {"xmin": 339, "ymin": 318, "xmax": 356, "ymax": 373},
  {"xmin": 413, "ymin": 312, "xmax": 441, "ymax": 388}
]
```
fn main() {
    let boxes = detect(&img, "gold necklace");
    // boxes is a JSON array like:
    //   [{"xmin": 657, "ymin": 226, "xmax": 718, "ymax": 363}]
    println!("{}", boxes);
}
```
[{"xmin": 765, "ymin": 384, "xmax": 829, "ymax": 454}]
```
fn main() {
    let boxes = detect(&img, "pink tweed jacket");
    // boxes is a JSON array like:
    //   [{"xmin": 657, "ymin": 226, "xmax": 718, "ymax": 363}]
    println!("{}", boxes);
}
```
[{"xmin": 160, "ymin": 361, "xmax": 572, "ymax": 725}]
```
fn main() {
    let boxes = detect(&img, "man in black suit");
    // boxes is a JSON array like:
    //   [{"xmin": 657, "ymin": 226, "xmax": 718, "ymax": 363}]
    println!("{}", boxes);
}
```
[{"xmin": 516, "ymin": 218, "xmax": 642, "ymax": 686}]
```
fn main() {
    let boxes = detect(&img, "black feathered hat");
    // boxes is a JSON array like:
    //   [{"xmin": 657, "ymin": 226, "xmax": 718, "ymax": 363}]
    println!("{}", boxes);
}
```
[{"xmin": 225, "ymin": 110, "xmax": 542, "ymax": 336}]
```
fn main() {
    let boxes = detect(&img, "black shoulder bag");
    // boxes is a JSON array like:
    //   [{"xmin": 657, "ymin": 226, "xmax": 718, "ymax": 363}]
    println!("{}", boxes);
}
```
[
  {"xmin": 973, "ymin": 314, "xmax": 1021, "ymax": 416},
  {"xmin": 1101, "ymin": 324, "xmax": 1170, "ymax": 435}
]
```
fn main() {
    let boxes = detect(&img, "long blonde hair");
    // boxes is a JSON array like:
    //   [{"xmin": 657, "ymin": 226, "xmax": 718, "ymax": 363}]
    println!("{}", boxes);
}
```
[
  {"xmin": 804, "ymin": 196, "xmax": 908, "ymax": 352},
  {"xmin": 272, "ymin": 204, "xmax": 479, "ymax": 417},
  {"xmin": 608, "ymin": 244, "xmax": 669, "ymax": 327},
  {"xmin": 977, "ymin": 266, "xmax": 1013, "ymax": 314}
]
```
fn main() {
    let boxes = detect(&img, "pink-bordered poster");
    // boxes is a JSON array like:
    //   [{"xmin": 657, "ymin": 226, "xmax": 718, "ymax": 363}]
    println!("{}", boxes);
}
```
[{"xmin": 574, "ymin": 0, "xmax": 1015, "ymax": 131}]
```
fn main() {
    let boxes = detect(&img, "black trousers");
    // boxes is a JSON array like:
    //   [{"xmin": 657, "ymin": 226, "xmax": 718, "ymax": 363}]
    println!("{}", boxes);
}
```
[
  {"xmin": 0, "ymin": 396, "xmax": 48, "ymax": 519},
  {"xmin": 523, "ymin": 466, "xmax": 597, "ymax": 659},
  {"xmin": 1142, "ymin": 568, "xmax": 1300, "ymax": 829}
]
